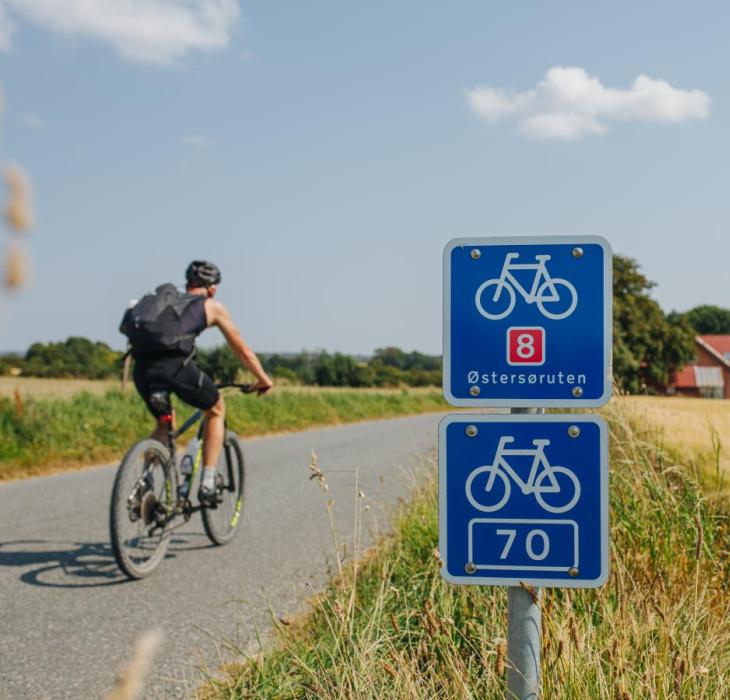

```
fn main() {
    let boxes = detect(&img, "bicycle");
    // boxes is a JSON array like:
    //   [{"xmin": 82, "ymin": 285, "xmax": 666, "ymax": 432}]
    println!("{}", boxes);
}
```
[
  {"xmin": 109, "ymin": 383, "xmax": 254, "ymax": 579},
  {"xmin": 475, "ymin": 252, "xmax": 578, "ymax": 320},
  {"xmin": 465, "ymin": 435, "xmax": 580, "ymax": 514}
]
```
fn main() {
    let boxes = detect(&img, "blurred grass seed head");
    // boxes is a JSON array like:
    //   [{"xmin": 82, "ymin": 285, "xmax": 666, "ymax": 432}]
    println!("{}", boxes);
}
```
[
  {"xmin": 5, "ymin": 164, "xmax": 33, "ymax": 231},
  {"xmin": 3, "ymin": 164, "xmax": 33, "ymax": 289}
]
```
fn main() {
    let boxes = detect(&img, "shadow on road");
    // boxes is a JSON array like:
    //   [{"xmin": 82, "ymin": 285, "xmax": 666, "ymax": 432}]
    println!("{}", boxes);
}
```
[{"xmin": 0, "ymin": 534, "xmax": 213, "ymax": 588}]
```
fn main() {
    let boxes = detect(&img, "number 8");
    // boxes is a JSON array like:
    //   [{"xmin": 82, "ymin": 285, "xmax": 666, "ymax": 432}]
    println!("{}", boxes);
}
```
[{"xmin": 517, "ymin": 333, "xmax": 536, "ymax": 359}]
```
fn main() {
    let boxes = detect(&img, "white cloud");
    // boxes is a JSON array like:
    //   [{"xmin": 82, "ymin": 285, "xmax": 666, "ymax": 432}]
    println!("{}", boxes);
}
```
[
  {"xmin": 181, "ymin": 134, "xmax": 212, "ymax": 148},
  {"xmin": 466, "ymin": 67, "xmax": 711, "ymax": 140},
  {"xmin": 0, "ymin": 5, "xmax": 14, "ymax": 50},
  {"xmin": 23, "ymin": 113, "xmax": 47, "ymax": 129},
  {"xmin": 0, "ymin": 0, "xmax": 240, "ymax": 64}
]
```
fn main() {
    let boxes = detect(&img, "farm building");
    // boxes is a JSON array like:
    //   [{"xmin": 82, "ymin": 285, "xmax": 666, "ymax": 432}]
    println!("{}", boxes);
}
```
[{"xmin": 668, "ymin": 335, "xmax": 730, "ymax": 399}]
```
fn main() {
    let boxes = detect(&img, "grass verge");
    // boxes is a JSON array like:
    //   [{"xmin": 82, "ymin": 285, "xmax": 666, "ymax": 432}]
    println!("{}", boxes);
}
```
[
  {"xmin": 204, "ymin": 400, "xmax": 730, "ymax": 699},
  {"xmin": 0, "ymin": 387, "xmax": 447, "ymax": 481}
]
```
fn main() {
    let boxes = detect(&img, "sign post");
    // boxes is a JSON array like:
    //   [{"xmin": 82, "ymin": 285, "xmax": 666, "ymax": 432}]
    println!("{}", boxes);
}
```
[
  {"xmin": 507, "ymin": 406, "xmax": 542, "ymax": 700},
  {"xmin": 440, "ymin": 236, "xmax": 613, "ymax": 699},
  {"xmin": 507, "ymin": 583, "xmax": 541, "ymax": 700}
]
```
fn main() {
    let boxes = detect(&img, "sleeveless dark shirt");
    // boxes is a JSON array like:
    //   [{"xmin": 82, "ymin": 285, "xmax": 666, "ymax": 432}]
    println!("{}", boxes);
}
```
[{"xmin": 179, "ymin": 295, "xmax": 208, "ymax": 339}]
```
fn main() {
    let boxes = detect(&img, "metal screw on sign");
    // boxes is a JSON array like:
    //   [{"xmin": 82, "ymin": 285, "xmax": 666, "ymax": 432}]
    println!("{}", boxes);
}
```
[
  {"xmin": 465, "ymin": 425, "xmax": 478, "ymax": 437},
  {"xmin": 465, "ymin": 562, "xmax": 477, "ymax": 574},
  {"xmin": 470, "ymin": 248, "xmax": 481, "ymax": 260},
  {"xmin": 568, "ymin": 425, "xmax": 581, "ymax": 438},
  {"xmin": 572, "ymin": 387, "xmax": 583, "ymax": 398},
  {"xmin": 470, "ymin": 385, "xmax": 481, "ymax": 396},
  {"xmin": 569, "ymin": 567, "xmax": 580, "ymax": 577},
  {"xmin": 572, "ymin": 247, "xmax": 583, "ymax": 258}
]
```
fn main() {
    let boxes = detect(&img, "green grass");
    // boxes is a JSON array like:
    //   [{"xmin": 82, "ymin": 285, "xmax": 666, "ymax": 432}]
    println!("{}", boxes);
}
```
[
  {"xmin": 204, "ymin": 400, "xmax": 730, "ymax": 700},
  {"xmin": 0, "ymin": 387, "xmax": 447, "ymax": 481}
]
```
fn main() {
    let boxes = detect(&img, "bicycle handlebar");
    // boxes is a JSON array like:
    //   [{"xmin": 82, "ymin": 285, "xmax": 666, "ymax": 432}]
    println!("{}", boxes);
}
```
[{"xmin": 215, "ymin": 382, "xmax": 257, "ymax": 394}]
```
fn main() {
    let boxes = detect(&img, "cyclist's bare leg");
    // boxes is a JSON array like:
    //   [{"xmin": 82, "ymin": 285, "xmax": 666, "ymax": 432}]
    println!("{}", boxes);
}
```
[{"xmin": 203, "ymin": 397, "xmax": 225, "ymax": 468}]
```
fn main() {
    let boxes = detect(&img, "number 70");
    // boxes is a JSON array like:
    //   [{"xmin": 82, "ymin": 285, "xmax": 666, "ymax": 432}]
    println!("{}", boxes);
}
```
[{"xmin": 496, "ymin": 529, "xmax": 550, "ymax": 561}]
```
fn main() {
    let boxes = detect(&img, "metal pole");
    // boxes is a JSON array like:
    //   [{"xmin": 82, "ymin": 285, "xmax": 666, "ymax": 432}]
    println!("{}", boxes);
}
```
[{"xmin": 507, "ymin": 406, "xmax": 543, "ymax": 700}]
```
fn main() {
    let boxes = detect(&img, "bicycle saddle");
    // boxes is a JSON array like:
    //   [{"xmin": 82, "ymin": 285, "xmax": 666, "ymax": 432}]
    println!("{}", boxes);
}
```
[{"xmin": 148, "ymin": 389, "xmax": 172, "ymax": 415}]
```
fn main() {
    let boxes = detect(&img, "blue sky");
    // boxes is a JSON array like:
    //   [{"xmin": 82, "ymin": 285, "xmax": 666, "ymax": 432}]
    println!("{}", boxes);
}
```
[{"xmin": 0, "ymin": 1, "xmax": 726, "ymax": 354}]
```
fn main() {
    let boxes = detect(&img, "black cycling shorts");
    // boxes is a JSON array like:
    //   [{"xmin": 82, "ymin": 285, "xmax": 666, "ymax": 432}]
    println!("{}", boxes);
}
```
[{"xmin": 133, "ymin": 354, "xmax": 220, "ymax": 417}]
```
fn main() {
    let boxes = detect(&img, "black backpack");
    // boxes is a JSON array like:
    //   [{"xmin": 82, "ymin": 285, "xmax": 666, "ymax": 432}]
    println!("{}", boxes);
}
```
[{"xmin": 120, "ymin": 283, "xmax": 201, "ymax": 356}]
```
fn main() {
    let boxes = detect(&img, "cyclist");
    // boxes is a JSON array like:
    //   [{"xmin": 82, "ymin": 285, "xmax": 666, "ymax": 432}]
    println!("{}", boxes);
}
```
[{"xmin": 120, "ymin": 260, "xmax": 273, "ymax": 506}]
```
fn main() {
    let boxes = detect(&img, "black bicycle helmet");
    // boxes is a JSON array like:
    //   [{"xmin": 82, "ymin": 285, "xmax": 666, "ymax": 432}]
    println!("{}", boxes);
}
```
[{"xmin": 185, "ymin": 260, "xmax": 221, "ymax": 288}]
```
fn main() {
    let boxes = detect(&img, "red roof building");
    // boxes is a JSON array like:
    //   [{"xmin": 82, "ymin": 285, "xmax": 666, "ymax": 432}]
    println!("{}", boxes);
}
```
[{"xmin": 668, "ymin": 335, "xmax": 730, "ymax": 399}]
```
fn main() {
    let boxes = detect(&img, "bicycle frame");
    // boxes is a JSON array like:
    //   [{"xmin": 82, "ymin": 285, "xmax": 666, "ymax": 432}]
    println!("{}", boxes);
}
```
[
  {"xmin": 494, "ymin": 253, "xmax": 553, "ymax": 302},
  {"xmin": 486, "ymin": 437, "xmax": 559, "ymax": 494},
  {"xmin": 151, "ymin": 382, "xmax": 252, "ymax": 524}
]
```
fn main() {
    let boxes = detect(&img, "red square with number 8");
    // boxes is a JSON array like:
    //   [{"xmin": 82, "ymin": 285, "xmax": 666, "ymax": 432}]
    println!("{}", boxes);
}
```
[{"xmin": 507, "ymin": 327, "xmax": 545, "ymax": 366}]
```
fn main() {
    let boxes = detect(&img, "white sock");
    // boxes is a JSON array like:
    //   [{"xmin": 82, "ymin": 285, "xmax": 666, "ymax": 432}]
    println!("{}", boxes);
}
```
[{"xmin": 202, "ymin": 467, "xmax": 216, "ymax": 490}]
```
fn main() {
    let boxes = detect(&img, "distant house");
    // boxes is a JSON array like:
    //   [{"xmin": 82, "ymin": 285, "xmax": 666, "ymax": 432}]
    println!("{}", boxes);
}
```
[{"xmin": 668, "ymin": 335, "xmax": 730, "ymax": 399}]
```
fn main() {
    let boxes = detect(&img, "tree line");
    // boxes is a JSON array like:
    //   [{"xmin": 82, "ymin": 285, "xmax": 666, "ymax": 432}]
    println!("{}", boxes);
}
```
[
  {"xmin": 2, "ymin": 256, "xmax": 727, "ymax": 393},
  {"xmin": 0, "ymin": 339, "xmax": 441, "ymax": 388},
  {"xmin": 198, "ymin": 346, "xmax": 441, "ymax": 387}
]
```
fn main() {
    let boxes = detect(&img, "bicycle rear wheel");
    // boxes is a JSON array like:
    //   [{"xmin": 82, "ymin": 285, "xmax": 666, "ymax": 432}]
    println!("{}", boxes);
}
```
[
  {"xmin": 110, "ymin": 439, "xmax": 173, "ymax": 579},
  {"xmin": 201, "ymin": 430, "xmax": 246, "ymax": 546}
]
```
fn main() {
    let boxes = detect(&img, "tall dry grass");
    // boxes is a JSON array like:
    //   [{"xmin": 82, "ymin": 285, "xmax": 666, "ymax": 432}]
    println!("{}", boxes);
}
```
[{"xmin": 204, "ymin": 399, "xmax": 730, "ymax": 699}]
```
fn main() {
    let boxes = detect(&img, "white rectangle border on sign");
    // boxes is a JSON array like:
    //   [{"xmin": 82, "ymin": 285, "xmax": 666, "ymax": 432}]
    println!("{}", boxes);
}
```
[
  {"xmin": 438, "ymin": 413, "xmax": 610, "ymax": 588},
  {"xmin": 442, "ymin": 235, "xmax": 613, "ymax": 408}
]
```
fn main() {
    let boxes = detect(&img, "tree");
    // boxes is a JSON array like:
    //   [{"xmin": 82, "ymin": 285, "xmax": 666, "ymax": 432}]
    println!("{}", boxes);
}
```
[
  {"xmin": 261, "ymin": 352, "xmax": 315, "ymax": 384},
  {"xmin": 196, "ymin": 346, "xmax": 239, "ymax": 382},
  {"xmin": 613, "ymin": 256, "xmax": 695, "ymax": 393},
  {"xmin": 22, "ymin": 337, "xmax": 121, "ymax": 378},
  {"xmin": 677, "ymin": 305, "xmax": 730, "ymax": 335},
  {"xmin": 0, "ymin": 353, "xmax": 23, "ymax": 376},
  {"xmin": 373, "ymin": 347, "xmax": 441, "ymax": 372},
  {"xmin": 373, "ymin": 364, "xmax": 406, "ymax": 387},
  {"xmin": 313, "ymin": 352, "xmax": 360, "ymax": 386},
  {"xmin": 313, "ymin": 353, "xmax": 337, "ymax": 386}
]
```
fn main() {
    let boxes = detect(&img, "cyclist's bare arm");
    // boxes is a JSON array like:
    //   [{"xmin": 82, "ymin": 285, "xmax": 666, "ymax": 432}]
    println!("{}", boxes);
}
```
[{"xmin": 205, "ymin": 299, "xmax": 273, "ymax": 394}]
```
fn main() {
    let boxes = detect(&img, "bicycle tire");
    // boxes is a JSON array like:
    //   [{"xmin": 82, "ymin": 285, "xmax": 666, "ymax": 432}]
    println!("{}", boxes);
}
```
[
  {"xmin": 201, "ymin": 430, "xmax": 246, "ymax": 546},
  {"xmin": 465, "ymin": 466, "xmax": 511, "ymax": 512},
  {"xmin": 475, "ymin": 279, "xmax": 516, "ymax": 320},
  {"xmin": 536, "ymin": 278, "xmax": 577, "ymax": 320},
  {"xmin": 110, "ymin": 439, "xmax": 173, "ymax": 579},
  {"xmin": 534, "ymin": 465, "xmax": 580, "ymax": 513}
]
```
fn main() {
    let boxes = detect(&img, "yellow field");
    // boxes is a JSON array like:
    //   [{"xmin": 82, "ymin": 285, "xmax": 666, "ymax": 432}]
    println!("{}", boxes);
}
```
[
  {"xmin": 0, "ymin": 376, "xmax": 119, "ymax": 399},
  {"xmin": 617, "ymin": 395, "xmax": 730, "ymax": 476}
]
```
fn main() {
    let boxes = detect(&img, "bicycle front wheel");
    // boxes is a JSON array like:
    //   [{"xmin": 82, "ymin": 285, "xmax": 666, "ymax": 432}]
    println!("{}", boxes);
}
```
[
  {"xmin": 475, "ymin": 279, "xmax": 516, "ymax": 320},
  {"xmin": 202, "ymin": 430, "xmax": 246, "ymax": 546},
  {"xmin": 109, "ymin": 439, "xmax": 173, "ymax": 579},
  {"xmin": 465, "ymin": 466, "xmax": 511, "ymax": 512}
]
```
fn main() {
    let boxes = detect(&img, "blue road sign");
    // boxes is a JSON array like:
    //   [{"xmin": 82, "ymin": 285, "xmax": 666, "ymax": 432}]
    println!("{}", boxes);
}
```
[
  {"xmin": 443, "ymin": 236, "xmax": 612, "ymax": 407},
  {"xmin": 439, "ymin": 414, "xmax": 608, "ymax": 588}
]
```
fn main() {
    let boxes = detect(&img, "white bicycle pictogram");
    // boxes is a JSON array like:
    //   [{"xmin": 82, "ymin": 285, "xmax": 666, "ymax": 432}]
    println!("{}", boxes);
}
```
[
  {"xmin": 465, "ymin": 436, "xmax": 580, "ymax": 514},
  {"xmin": 475, "ymin": 253, "xmax": 578, "ymax": 320}
]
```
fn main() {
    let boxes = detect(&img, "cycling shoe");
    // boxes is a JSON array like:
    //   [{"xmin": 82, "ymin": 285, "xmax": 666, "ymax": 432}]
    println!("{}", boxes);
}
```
[{"xmin": 198, "ymin": 484, "xmax": 220, "ymax": 508}]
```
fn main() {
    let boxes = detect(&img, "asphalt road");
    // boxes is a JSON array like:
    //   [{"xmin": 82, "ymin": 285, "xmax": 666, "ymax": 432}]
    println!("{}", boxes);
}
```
[{"xmin": 0, "ymin": 413, "xmax": 444, "ymax": 699}]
